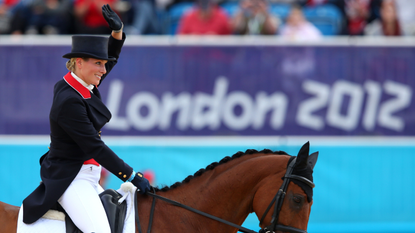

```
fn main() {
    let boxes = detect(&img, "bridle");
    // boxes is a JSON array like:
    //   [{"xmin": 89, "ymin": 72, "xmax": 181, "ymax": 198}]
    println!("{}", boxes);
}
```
[
  {"xmin": 136, "ymin": 156, "xmax": 315, "ymax": 233},
  {"xmin": 258, "ymin": 157, "xmax": 315, "ymax": 233}
]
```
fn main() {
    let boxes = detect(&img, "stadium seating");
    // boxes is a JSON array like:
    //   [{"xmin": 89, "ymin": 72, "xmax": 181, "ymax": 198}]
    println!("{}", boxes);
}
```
[
  {"xmin": 269, "ymin": 3, "xmax": 291, "ymax": 21},
  {"xmin": 166, "ymin": 2, "xmax": 343, "ymax": 36},
  {"xmin": 167, "ymin": 2, "xmax": 194, "ymax": 35},
  {"xmin": 302, "ymin": 4, "xmax": 343, "ymax": 36},
  {"xmin": 220, "ymin": 1, "xmax": 239, "ymax": 17}
]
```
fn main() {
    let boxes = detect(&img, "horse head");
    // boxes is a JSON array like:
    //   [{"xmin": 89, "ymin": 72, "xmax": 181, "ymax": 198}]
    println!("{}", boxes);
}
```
[
  {"xmin": 254, "ymin": 142, "xmax": 318, "ymax": 233},
  {"xmin": 133, "ymin": 142, "xmax": 318, "ymax": 233}
]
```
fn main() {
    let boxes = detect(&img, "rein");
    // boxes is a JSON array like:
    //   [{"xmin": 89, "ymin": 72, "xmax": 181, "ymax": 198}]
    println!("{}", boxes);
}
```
[
  {"xmin": 134, "ymin": 156, "xmax": 315, "ymax": 233},
  {"xmin": 135, "ymin": 188, "xmax": 257, "ymax": 233}
]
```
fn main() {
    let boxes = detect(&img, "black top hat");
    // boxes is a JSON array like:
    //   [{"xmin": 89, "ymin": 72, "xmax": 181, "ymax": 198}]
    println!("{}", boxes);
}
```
[{"xmin": 63, "ymin": 35, "xmax": 116, "ymax": 61}]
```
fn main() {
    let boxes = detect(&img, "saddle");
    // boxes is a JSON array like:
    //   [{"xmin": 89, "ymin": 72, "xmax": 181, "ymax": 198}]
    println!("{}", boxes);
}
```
[{"xmin": 56, "ymin": 189, "xmax": 127, "ymax": 233}]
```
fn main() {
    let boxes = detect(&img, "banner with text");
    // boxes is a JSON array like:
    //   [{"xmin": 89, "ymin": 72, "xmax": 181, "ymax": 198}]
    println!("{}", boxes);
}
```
[{"xmin": 1, "ymin": 44, "xmax": 414, "ymax": 135}]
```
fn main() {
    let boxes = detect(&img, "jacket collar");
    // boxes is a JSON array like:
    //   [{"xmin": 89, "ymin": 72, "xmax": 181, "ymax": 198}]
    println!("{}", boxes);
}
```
[
  {"xmin": 63, "ymin": 72, "xmax": 91, "ymax": 99},
  {"xmin": 71, "ymin": 72, "xmax": 95, "ymax": 92}
]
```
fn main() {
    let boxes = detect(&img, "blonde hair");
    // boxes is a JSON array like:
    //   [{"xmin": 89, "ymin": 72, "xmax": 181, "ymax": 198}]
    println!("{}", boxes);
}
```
[
  {"xmin": 66, "ymin": 58, "xmax": 77, "ymax": 72},
  {"xmin": 66, "ymin": 57, "xmax": 89, "ymax": 72}
]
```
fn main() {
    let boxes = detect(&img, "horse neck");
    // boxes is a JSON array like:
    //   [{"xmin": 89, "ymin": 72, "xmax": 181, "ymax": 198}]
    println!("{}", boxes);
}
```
[
  {"xmin": 0, "ymin": 201, "xmax": 20, "ymax": 233},
  {"xmin": 162, "ymin": 153, "xmax": 290, "ymax": 231}
]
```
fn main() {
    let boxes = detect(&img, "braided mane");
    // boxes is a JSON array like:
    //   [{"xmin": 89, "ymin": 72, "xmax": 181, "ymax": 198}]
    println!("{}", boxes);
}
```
[{"xmin": 154, "ymin": 149, "xmax": 289, "ymax": 192}]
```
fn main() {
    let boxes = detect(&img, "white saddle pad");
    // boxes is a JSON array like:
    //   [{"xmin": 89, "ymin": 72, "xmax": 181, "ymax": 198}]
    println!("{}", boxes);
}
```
[{"xmin": 17, "ymin": 183, "xmax": 137, "ymax": 233}]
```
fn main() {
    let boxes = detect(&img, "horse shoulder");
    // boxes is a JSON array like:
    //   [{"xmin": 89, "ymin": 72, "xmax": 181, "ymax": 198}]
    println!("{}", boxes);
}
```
[{"xmin": 0, "ymin": 201, "xmax": 19, "ymax": 233}]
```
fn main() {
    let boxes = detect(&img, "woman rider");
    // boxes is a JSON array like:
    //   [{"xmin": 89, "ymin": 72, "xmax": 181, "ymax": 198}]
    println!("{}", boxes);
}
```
[{"xmin": 22, "ymin": 4, "xmax": 151, "ymax": 233}]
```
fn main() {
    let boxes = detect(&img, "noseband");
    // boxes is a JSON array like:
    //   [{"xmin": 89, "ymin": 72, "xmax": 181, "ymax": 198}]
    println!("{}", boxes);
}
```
[{"xmin": 259, "ymin": 157, "xmax": 315, "ymax": 233}]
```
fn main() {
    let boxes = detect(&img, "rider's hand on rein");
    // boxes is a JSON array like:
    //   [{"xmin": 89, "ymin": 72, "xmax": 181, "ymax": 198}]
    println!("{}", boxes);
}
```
[{"xmin": 131, "ymin": 172, "xmax": 151, "ymax": 194}]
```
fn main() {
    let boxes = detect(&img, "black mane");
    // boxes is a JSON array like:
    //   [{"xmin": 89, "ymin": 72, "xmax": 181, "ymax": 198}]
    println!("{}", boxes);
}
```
[{"xmin": 153, "ymin": 149, "xmax": 289, "ymax": 192}]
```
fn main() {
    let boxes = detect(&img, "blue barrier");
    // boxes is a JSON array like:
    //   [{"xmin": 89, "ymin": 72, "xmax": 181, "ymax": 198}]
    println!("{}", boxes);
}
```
[{"xmin": 1, "ymin": 136, "xmax": 414, "ymax": 232}]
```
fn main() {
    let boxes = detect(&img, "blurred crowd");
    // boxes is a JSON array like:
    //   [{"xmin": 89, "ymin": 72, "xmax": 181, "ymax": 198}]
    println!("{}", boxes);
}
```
[{"xmin": 0, "ymin": 0, "xmax": 412, "ymax": 38}]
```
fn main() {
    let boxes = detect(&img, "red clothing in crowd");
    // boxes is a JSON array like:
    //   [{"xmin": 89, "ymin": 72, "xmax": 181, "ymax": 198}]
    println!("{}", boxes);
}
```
[
  {"xmin": 4, "ymin": 0, "xmax": 19, "ymax": 6},
  {"xmin": 306, "ymin": 0, "xmax": 327, "ymax": 6},
  {"xmin": 344, "ymin": 0, "xmax": 372, "ymax": 35},
  {"xmin": 177, "ymin": 6, "xmax": 231, "ymax": 35},
  {"xmin": 74, "ymin": 0, "xmax": 116, "ymax": 28}
]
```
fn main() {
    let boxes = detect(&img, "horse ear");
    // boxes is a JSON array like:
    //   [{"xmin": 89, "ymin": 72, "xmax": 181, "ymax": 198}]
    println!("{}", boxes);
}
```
[
  {"xmin": 308, "ymin": 151, "xmax": 319, "ymax": 169},
  {"xmin": 295, "ymin": 141, "xmax": 310, "ymax": 169}
]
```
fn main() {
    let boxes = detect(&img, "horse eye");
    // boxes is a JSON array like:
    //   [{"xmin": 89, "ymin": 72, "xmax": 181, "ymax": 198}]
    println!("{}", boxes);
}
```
[{"xmin": 293, "ymin": 195, "xmax": 303, "ymax": 204}]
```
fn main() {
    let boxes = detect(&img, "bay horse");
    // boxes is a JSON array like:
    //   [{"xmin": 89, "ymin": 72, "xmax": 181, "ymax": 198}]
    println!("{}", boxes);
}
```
[{"xmin": 1, "ymin": 142, "xmax": 318, "ymax": 233}]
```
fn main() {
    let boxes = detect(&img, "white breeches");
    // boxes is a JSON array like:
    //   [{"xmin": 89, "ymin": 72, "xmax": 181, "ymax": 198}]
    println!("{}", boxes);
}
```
[{"xmin": 58, "ymin": 164, "xmax": 111, "ymax": 233}]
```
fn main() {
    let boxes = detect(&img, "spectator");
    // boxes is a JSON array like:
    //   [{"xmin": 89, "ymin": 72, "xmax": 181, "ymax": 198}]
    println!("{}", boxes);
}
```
[
  {"xmin": 279, "ymin": 5, "xmax": 322, "ymax": 40},
  {"xmin": 28, "ymin": 0, "xmax": 73, "ymax": 34},
  {"xmin": 364, "ymin": 0, "xmax": 401, "ymax": 36},
  {"xmin": 303, "ymin": 0, "xmax": 328, "ymax": 6},
  {"xmin": 268, "ymin": 0, "xmax": 297, "ymax": 3},
  {"xmin": 9, "ymin": 0, "xmax": 73, "ymax": 34},
  {"xmin": 8, "ymin": 0, "xmax": 34, "ymax": 34},
  {"xmin": 330, "ymin": 0, "xmax": 381, "ymax": 36},
  {"xmin": 177, "ymin": 0, "xmax": 231, "ymax": 35},
  {"xmin": 272, "ymin": 0, "xmax": 327, "ymax": 6},
  {"xmin": 73, "ymin": 0, "xmax": 117, "ymax": 34},
  {"xmin": 394, "ymin": 0, "xmax": 415, "ymax": 36},
  {"xmin": 0, "ymin": 0, "xmax": 19, "ymax": 34},
  {"xmin": 231, "ymin": 0, "xmax": 279, "ymax": 35},
  {"xmin": 123, "ymin": 0, "xmax": 161, "ymax": 34}
]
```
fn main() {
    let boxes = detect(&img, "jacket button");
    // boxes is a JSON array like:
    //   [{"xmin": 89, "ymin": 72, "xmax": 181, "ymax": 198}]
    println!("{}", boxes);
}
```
[
  {"xmin": 119, "ymin": 172, "xmax": 122, "ymax": 175},
  {"xmin": 123, "ymin": 175, "xmax": 127, "ymax": 178}
]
